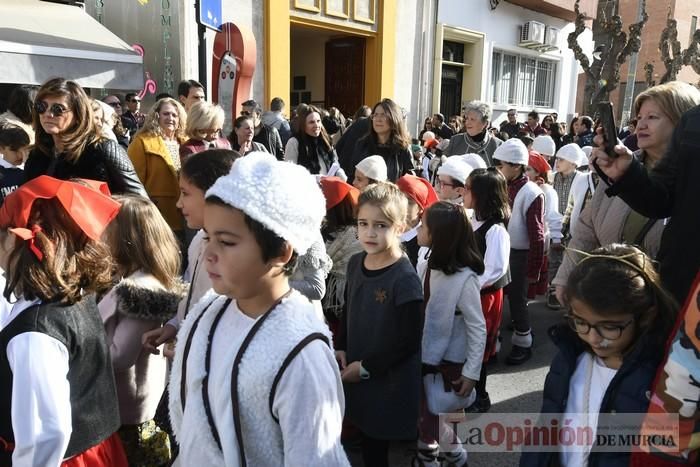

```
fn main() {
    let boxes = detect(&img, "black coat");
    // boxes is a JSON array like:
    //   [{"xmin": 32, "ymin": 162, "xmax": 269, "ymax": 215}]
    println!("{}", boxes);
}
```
[
  {"xmin": 336, "ymin": 117, "xmax": 371, "ymax": 176},
  {"xmin": 24, "ymin": 139, "xmax": 147, "ymax": 197},
  {"xmin": 253, "ymin": 124, "xmax": 284, "ymax": 160},
  {"xmin": 519, "ymin": 324, "xmax": 664, "ymax": 467},
  {"xmin": 602, "ymin": 105, "xmax": 700, "ymax": 303},
  {"xmin": 350, "ymin": 136, "xmax": 414, "ymax": 183}
]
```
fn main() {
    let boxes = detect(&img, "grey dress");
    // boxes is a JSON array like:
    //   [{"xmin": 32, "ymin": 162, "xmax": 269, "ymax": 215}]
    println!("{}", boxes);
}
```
[{"xmin": 342, "ymin": 253, "xmax": 424, "ymax": 439}]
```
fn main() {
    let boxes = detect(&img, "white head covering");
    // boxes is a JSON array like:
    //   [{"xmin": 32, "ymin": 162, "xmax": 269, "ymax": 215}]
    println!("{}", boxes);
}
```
[
  {"xmin": 492, "ymin": 138, "xmax": 529, "ymax": 166},
  {"xmin": 581, "ymin": 146, "xmax": 593, "ymax": 166},
  {"xmin": 456, "ymin": 153, "xmax": 488, "ymax": 170},
  {"xmin": 421, "ymin": 130, "xmax": 435, "ymax": 141},
  {"xmin": 205, "ymin": 152, "xmax": 326, "ymax": 254},
  {"xmin": 556, "ymin": 143, "xmax": 585, "ymax": 167},
  {"xmin": 355, "ymin": 155, "xmax": 388, "ymax": 182},
  {"xmin": 532, "ymin": 135, "xmax": 556, "ymax": 157},
  {"xmin": 437, "ymin": 156, "xmax": 473, "ymax": 184}
]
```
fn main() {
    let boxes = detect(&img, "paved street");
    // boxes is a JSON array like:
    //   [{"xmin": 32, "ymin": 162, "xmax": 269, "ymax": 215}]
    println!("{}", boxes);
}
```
[{"xmin": 347, "ymin": 296, "xmax": 563, "ymax": 466}]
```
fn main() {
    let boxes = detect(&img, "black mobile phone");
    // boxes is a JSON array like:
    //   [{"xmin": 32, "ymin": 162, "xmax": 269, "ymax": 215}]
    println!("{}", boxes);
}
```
[{"xmin": 595, "ymin": 101, "xmax": 618, "ymax": 158}]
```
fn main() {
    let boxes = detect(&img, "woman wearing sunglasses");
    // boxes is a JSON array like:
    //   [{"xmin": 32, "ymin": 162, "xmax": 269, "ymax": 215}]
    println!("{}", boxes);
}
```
[{"xmin": 23, "ymin": 78, "xmax": 146, "ymax": 197}]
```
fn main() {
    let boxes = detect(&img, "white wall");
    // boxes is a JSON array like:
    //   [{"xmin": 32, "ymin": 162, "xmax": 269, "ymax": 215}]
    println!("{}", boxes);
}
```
[
  {"xmin": 393, "ymin": 0, "xmax": 436, "ymax": 135},
  {"xmin": 437, "ymin": 0, "xmax": 586, "ymax": 127}
]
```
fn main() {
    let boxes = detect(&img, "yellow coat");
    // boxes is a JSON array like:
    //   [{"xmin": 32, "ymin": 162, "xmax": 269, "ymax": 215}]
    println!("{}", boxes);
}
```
[{"xmin": 127, "ymin": 132, "xmax": 184, "ymax": 232}]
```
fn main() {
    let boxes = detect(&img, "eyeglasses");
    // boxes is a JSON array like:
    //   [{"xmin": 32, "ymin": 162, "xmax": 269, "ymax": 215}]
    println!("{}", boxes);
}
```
[
  {"xmin": 438, "ymin": 180, "xmax": 455, "ymax": 188},
  {"xmin": 198, "ymin": 128, "xmax": 221, "ymax": 136},
  {"xmin": 507, "ymin": 113, "xmax": 516, "ymax": 117},
  {"xmin": 128, "ymin": 98, "xmax": 141, "ymax": 103},
  {"xmin": 370, "ymin": 113, "xmax": 388, "ymax": 121},
  {"xmin": 106, "ymin": 101, "xmax": 122, "ymax": 108},
  {"xmin": 34, "ymin": 101, "xmax": 72, "ymax": 117},
  {"xmin": 565, "ymin": 314, "xmax": 635, "ymax": 340}
]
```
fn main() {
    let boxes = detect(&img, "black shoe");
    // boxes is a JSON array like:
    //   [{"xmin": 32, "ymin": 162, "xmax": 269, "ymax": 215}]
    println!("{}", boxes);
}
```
[
  {"xmin": 464, "ymin": 393, "xmax": 491, "ymax": 413},
  {"xmin": 546, "ymin": 291, "xmax": 562, "ymax": 310},
  {"xmin": 505, "ymin": 345, "xmax": 532, "ymax": 365}
]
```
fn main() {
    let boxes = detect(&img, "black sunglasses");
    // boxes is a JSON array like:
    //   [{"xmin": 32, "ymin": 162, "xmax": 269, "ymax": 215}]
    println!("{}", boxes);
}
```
[{"xmin": 34, "ymin": 101, "xmax": 71, "ymax": 117}]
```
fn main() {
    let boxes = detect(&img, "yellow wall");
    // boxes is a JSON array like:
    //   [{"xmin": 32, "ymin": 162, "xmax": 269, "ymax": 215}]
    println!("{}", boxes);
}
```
[
  {"xmin": 264, "ymin": 0, "xmax": 290, "ymax": 105},
  {"xmin": 265, "ymin": 0, "xmax": 396, "ymax": 108}
]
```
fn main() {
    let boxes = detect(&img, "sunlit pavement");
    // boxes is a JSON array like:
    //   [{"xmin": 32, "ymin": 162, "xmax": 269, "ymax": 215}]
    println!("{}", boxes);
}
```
[{"xmin": 345, "ymin": 296, "xmax": 564, "ymax": 466}]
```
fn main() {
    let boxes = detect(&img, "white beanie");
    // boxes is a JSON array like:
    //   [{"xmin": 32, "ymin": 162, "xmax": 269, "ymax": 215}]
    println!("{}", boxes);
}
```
[
  {"xmin": 580, "ymin": 146, "xmax": 593, "ymax": 166},
  {"xmin": 532, "ymin": 135, "xmax": 556, "ymax": 157},
  {"xmin": 456, "ymin": 153, "xmax": 488, "ymax": 170},
  {"xmin": 421, "ymin": 130, "xmax": 436, "ymax": 141},
  {"xmin": 556, "ymin": 143, "xmax": 585, "ymax": 166},
  {"xmin": 355, "ymin": 155, "xmax": 388, "ymax": 182},
  {"xmin": 493, "ymin": 138, "xmax": 529, "ymax": 166},
  {"xmin": 437, "ymin": 156, "xmax": 473, "ymax": 184},
  {"xmin": 205, "ymin": 152, "xmax": 325, "ymax": 255}
]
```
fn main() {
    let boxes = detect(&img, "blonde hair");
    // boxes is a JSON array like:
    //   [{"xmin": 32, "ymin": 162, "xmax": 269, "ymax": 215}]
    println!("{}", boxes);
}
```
[
  {"xmin": 185, "ymin": 101, "xmax": 225, "ymax": 140},
  {"xmin": 358, "ymin": 181, "xmax": 408, "ymax": 229},
  {"xmin": 138, "ymin": 97, "xmax": 187, "ymax": 140},
  {"xmin": 633, "ymin": 81, "xmax": 700, "ymax": 126},
  {"xmin": 104, "ymin": 195, "xmax": 182, "ymax": 290}
]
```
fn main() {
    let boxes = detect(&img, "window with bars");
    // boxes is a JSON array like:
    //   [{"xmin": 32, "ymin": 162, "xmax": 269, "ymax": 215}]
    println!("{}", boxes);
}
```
[{"xmin": 490, "ymin": 50, "xmax": 557, "ymax": 108}]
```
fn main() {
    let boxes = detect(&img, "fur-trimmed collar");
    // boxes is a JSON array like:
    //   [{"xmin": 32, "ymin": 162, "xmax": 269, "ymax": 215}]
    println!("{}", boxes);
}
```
[{"xmin": 114, "ymin": 279, "xmax": 184, "ymax": 322}]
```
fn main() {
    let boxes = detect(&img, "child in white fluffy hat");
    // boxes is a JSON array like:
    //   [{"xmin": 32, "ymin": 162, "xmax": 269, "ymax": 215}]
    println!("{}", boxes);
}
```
[
  {"xmin": 353, "ymin": 155, "xmax": 388, "ymax": 191},
  {"xmin": 553, "ymin": 143, "xmax": 584, "ymax": 215},
  {"xmin": 493, "ymin": 138, "xmax": 545, "ymax": 366},
  {"xmin": 435, "ymin": 156, "xmax": 475, "ymax": 205},
  {"xmin": 168, "ymin": 152, "xmax": 350, "ymax": 466}
]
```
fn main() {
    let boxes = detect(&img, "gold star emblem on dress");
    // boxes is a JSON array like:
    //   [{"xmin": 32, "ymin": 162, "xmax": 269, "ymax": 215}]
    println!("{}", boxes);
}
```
[{"xmin": 375, "ymin": 288, "xmax": 387, "ymax": 304}]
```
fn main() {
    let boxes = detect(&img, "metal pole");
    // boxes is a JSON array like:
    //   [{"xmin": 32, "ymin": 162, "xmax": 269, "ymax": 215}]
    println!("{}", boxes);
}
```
[
  {"xmin": 196, "ymin": 1, "xmax": 207, "ymax": 94},
  {"xmin": 620, "ymin": 0, "xmax": 644, "ymax": 126}
]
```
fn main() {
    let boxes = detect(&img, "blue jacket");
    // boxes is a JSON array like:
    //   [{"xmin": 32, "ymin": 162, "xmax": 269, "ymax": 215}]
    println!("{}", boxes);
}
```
[{"xmin": 519, "ymin": 323, "xmax": 665, "ymax": 467}]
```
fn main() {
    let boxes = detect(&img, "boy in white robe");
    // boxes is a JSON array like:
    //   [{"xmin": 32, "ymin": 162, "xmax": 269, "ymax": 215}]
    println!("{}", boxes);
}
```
[{"xmin": 168, "ymin": 152, "xmax": 349, "ymax": 466}]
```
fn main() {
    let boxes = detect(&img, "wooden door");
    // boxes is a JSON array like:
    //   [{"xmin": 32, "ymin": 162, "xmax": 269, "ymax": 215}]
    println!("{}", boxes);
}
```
[{"xmin": 325, "ymin": 36, "xmax": 365, "ymax": 117}]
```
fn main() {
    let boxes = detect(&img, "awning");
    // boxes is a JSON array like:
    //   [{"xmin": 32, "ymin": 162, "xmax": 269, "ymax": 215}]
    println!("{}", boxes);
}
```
[{"xmin": 0, "ymin": 0, "xmax": 143, "ymax": 90}]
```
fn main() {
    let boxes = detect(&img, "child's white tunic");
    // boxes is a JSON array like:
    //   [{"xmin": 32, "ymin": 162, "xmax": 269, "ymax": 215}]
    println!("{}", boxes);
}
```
[{"xmin": 169, "ymin": 290, "xmax": 349, "ymax": 467}]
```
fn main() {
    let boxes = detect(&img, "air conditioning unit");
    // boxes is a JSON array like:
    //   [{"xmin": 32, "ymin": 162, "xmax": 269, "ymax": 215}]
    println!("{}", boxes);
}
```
[
  {"xmin": 541, "ymin": 26, "xmax": 561, "ymax": 52},
  {"xmin": 519, "ymin": 21, "xmax": 546, "ymax": 47}
]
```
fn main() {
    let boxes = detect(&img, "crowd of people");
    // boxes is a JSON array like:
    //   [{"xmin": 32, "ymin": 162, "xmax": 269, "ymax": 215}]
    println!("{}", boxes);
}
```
[{"xmin": 0, "ymin": 74, "xmax": 698, "ymax": 467}]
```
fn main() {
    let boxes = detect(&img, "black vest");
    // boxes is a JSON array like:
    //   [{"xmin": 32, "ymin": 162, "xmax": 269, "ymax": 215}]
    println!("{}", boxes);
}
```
[
  {"xmin": 474, "ymin": 219, "xmax": 511, "ymax": 293},
  {"xmin": 0, "ymin": 295, "xmax": 120, "ymax": 465}
]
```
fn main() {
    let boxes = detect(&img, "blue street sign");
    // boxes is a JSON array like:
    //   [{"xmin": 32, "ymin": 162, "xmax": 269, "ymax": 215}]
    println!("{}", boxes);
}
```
[{"xmin": 198, "ymin": 0, "xmax": 222, "ymax": 31}]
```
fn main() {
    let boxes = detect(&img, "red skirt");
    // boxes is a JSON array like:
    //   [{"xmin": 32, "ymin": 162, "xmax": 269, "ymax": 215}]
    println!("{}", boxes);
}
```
[
  {"xmin": 480, "ymin": 289, "xmax": 504, "ymax": 361},
  {"xmin": 61, "ymin": 432, "xmax": 128, "ymax": 467}
]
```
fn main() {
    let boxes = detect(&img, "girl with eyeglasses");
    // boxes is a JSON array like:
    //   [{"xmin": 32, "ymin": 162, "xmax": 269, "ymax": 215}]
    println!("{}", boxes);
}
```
[
  {"xmin": 24, "ymin": 78, "xmax": 146, "ymax": 197},
  {"xmin": 520, "ymin": 244, "xmax": 677, "ymax": 467}
]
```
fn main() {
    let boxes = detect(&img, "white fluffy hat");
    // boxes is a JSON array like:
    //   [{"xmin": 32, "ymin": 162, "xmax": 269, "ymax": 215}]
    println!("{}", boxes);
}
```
[
  {"xmin": 437, "ymin": 156, "xmax": 473, "ymax": 184},
  {"xmin": 455, "ymin": 153, "xmax": 488, "ymax": 170},
  {"xmin": 355, "ymin": 155, "xmax": 388, "ymax": 182},
  {"xmin": 205, "ymin": 152, "xmax": 326, "ymax": 255},
  {"xmin": 532, "ymin": 135, "xmax": 556, "ymax": 156},
  {"xmin": 493, "ymin": 138, "xmax": 529, "ymax": 166},
  {"xmin": 421, "ymin": 130, "xmax": 436, "ymax": 141},
  {"xmin": 580, "ymin": 146, "xmax": 593, "ymax": 166},
  {"xmin": 556, "ymin": 143, "xmax": 585, "ymax": 167}
]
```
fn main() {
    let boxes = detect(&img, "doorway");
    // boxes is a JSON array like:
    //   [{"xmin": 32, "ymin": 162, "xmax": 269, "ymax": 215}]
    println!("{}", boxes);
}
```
[{"xmin": 290, "ymin": 25, "xmax": 366, "ymax": 117}]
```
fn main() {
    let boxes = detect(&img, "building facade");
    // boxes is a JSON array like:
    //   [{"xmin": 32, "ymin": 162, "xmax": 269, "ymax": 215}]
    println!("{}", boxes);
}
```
[{"xmin": 435, "ymin": 0, "xmax": 598, "ymax": 127}]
